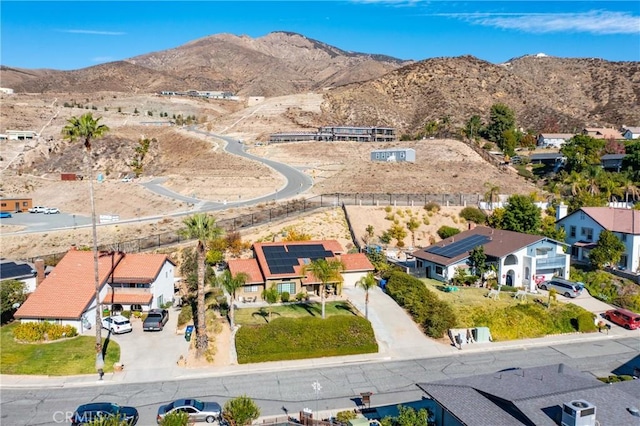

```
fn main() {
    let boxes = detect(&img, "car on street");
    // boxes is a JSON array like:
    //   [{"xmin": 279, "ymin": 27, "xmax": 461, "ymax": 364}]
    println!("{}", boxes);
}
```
[
  {"xmin": 72, "ymin": 402, "xmax": 139, "ymax": 426},
  {"xmin": 156, "ymin": 398, "xmax": 222, "ymax": 424},
  {"xmin": 102, "ymin": 315, "xmax": 133, "ymax": 334},
  {"xmin": 44, "ymin": 207, "xmax": 60, "ymax": 214},
  {"xmin": 604, "ymin": 308, "xmax": 640, "ymax": 330},
  {"xmin": 28, "ymin": 206, "xmax": 46, "ymax": 213},
  {"xmin": 0, "ymin": 212, "xmax": 12, "ymax": 219}
]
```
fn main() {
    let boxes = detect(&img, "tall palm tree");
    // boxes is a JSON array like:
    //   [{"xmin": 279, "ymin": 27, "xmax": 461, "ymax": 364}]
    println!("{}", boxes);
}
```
[
  {"xmin": 219, "ymin": 270, "xmax": 248, "ymax": 331},
  {"xmin": 356, "ymin": 272, "xmax": 377, "ymax": 320},
  {"xmin": 302, "ymin": 258, "xmax": 345, "ymax": 319},
  {"xmin": 179, "ymin": 213, "xmax": 223, "ymax": 358},
  {"xmin": 61, "ymin": 113, "xmax": 109, "ymax": 352},
  {"xmin": 483, "ymin": 182, "xmax": 500, "ymax": 210}
]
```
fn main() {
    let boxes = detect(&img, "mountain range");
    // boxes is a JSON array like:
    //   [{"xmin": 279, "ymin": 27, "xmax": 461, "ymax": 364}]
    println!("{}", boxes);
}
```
[{"xmin": 2, "ymin": 31, "xmax": 638, "ymax": 133}]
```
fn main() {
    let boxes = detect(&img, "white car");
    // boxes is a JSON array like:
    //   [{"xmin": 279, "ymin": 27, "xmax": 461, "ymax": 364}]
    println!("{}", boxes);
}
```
[
  {"xmin": 101, "ymin": 315, "xmax": 132, "ymax": 334},
  {"xmin": 121, "ymin": 176, "xmax": 133, "ymax": 183},
  {"xmin": 44, "ymin": 207, "xmax": 60, "ymax": 214},
  {"xmin": 28, "ymin": 206, "xmax": 46, "ymax": 213}
]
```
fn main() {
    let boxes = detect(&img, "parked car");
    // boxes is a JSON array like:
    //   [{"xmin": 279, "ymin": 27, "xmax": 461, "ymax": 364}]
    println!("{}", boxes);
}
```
[
  {"xmin": 604, "ymin": 308, "xmax": 640, "ymax": 330},
  {"xmin": 143, "ymin": 308, "xmax": 169, "ymax": 331},
  {"xmin": 44, "ymin": 207, "xmax": 60, "ymax": 214},
  {"xmin": 0, "ymin": 212, "xmax": 12, "ymax": 219},
  {"xmin": 156, "ymin": 398, "xmax": 222, "ymax": 424},
  {"xmin": 102, "ymin": 315, "xmax": 133, "ymax": 334},
  {"xmin": 28, "ymin": 206, "xmax": 46, "ymax": 213},
  {"xmin": 537, "ymin": 278, "xmax": 582, "ymax": 298},
  {"xmin": 121, "ymin": 176, "xmax": 133, "ymax": 183},
  {"xmin": 72, "ymin": 402, "xmax": 139, "ymax": 426}
]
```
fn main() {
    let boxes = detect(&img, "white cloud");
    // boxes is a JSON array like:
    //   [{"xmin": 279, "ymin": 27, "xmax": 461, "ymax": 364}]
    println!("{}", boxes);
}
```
[
  {"xmin": 441, "ymin": 10, "xmax": 640, "ymax": 35},
  {"xmin": 61, "ymin": 29, "xmax": 126, "ymax": 36}
]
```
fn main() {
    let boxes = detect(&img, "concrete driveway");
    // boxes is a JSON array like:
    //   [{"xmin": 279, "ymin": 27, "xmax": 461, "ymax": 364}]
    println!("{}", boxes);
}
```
[{"xmin": 106, "ymin": 306, "xmax": 189, "ymax": 381}]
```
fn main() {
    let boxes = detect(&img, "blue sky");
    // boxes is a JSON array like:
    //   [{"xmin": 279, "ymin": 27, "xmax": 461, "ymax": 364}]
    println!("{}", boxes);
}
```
[{"xmin": 2, "ymin": 1, "xmax": 639, "ymax": 70}]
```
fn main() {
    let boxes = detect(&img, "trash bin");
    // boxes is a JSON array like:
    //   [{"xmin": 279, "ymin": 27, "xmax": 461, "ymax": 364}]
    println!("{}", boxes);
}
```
[{"xmin": 185, "ymin": 325, "xmax": 194, "ymax": 342}]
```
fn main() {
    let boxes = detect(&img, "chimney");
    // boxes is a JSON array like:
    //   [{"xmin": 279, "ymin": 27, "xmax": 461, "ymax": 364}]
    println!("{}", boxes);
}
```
[
  {"xmin": 35, "ymin": 259, "xmax": 45, "ymax": 287},
  {"xmin": 556, "ymin": 203, "xmax": 568, "ymax": 221},
  {"xmin": 468, "ymin": 222, "xmax": 476, "ymax": 230}
]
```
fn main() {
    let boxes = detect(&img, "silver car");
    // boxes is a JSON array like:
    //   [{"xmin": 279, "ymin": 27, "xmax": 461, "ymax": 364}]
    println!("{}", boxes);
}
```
[{"xmin": 156, "ymin": 398, "xmax": 222, "ymax": 424}]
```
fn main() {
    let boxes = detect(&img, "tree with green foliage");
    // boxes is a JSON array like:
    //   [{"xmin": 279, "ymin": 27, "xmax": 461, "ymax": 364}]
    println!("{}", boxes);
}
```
[
  {"xmin": 561, "ymin": 134, "xmax": 605, "ymax": 173},
  {"xmin": 1, "ymin": 279, "xmax": 27, "ymax": 323},
  {"xmin": 180, "ymin": 247, "xmax": 216, "ymax": 293},
  {"xmin": 219, "ymin": 270, "xmax": 248, "ymax": 330},
  {"xmin": 464, "ymin": 115, "xmax": 484, "ymax": 142},
  {"xmin": 179, "ymin": 213, "xmax": 224, "ymax": 358},
  {"xmin": 541, "ymin": 215, "xmax": 566, "ymax": 241},
  {"xmin": 622, "ymin": 141, "xmax": 640, "ymax": 181},
  {"xmin": 158, "ymin": 410, "xmax": 190, "ymax": 426},
  {"xmin": 387, "ymin": 223, "xmax": 408, "ymax": 247},
  {"xmin": 380, "ymin": 405, "xmax": 431, "ymax": 426},
  {"xmin": 437, "ymin": 225, "xmax": 460, "ymax": 239},
  {"xmin": 301, "ymin": 258, "xmax": 345, "ymax": 319},
  {"xmin": 483, "ymin": 182, "xmax": 500, "ymax": 210},
  {"xmin": 223, "ymin": 395, "xmax": 260, "ymax": 426},
  {"xmin": 589, "ymin": 230, "xmax": 626, "ymax": 269},
  {"xmin": 485, "ymin": 103, "xmax": 516, "ymax": 149},
  {"xmin": 356, "ymin": 272, "xmax": 377, "ymax": 320},
  {"xmin": 468, "ymin": 246, "xmax": 487, "ymax": 278},
  {"xmin": 501, "ymin": 128, "xmax": 518, "ymax": 157},
  {"xmin": 261, "ymin": 285, "xmax": 279, "ymax": 322},
  {"xmin": 500, "ymin": 194, "xmax": 541, "ymax": 234},
  {"xmin": 62, "ymin": 112, "xmax": 110, "ymax": 352},
  {"xmin": 405, "ymin": 217, "xmax": 420, "ymax": 247},
  {"xmin": 459, "ymin": 206, "xmax": 486, "ymax": 224}
]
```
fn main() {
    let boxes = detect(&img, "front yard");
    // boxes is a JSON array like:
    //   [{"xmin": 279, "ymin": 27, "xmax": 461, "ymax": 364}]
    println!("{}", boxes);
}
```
[{"xmin": 0, "ymin": 323, "xmax": 120, "ymax": 375}]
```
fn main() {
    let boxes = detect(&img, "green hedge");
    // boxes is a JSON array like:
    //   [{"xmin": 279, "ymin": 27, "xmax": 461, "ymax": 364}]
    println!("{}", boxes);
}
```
[
  {"xmin": 13, "ymin": 322, "xmax": 78, "ymax": 342},
  {"xmin": 235, "ymin": 316, "xmax": 378, "ymax": 363},
  {"xmin": 385, "ymin": 271, "xmax": 456, "ymax": 338}
]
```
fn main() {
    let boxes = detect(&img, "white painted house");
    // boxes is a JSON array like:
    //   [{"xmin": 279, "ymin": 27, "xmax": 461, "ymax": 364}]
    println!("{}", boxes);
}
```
[
  {"xmin": 15, "ymin": 249, "xmax": 176, "ymax": 333},
  {"xmin": 536, "ymin": 133, "xmax": 575, "ymax": 148},
  {"xmin": 412, "ymin": 226, "xmax": 569, "ymax": 291},
  {"xmin": 556, "ymin": 205, "xmax": 640, "ymax": 271},
  {"xmin": 622, "ymin": 126, "xmax": 640, "ymax": 140}
]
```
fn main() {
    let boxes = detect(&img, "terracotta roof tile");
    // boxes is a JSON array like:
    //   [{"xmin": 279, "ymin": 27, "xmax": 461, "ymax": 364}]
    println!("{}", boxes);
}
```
[
  {"xmin": 228, "ymin": 259, "xmax": 264, "ymax": 284},
  {"xmin": 338, "ymin": 253, "xmax": 374, "ymax": 272},
  {"xmin": 15, "ymin": 249, "xmax": 124, "ymax": 320},
  {"xmin": 112, "ymin": 254, "xmax": 175, "ymax": 283},
  {"xmin": 103, "ymin": 291, "xmax": 153, "ymax": 305}
]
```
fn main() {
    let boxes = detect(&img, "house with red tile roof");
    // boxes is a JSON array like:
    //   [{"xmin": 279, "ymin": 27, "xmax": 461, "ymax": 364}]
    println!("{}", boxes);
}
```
[
  {"xmin": 556, "ymin": 206, "xmax": 640, "ymax": 272},
  {"xmin": 14, "ymin": 248, "xmax": 176, "ymax": 333},
  {"xmin": 228, "ymin": 240, "xmax": 374, "ymax": 301},
  {"xmin": 412, "ymin": 226, "xmax": 569, "ymax": 291}
]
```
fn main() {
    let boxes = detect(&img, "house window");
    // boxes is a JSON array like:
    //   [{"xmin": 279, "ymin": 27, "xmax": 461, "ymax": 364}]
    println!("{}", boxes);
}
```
[
  {"xmin": 435, "ymin": 266, "xmax": 443, "ymax": 275},
  {"xmin": 277, "ymin": 282, "xmax": 295, "ymax": 294},
  {"xmin": 580, "ymin": 212, "xmax": 585, "ymax": 220},
  {"xmin": 582, "ymin": 228, "xmax": 593, "ymax": 241},
  {"xmin": 570, "ymin": 226, "xmax": 576, "ymax": 238},
  {"xmin": 157, "ymin": 295, "xmax": 163, "ymax": 307},
  {"xmin": 245, "ymin": 285, "xmax": 260, "ymax": 293},
  {"xmin": 621, "ymin": 234, "xmax": 627, "ymax": 242},
  {"xmin": 619, "ymin": 254, "xmax": 628, "ymax": 270},
  {"xmin": 131, "ymin": 304, "xmax": 142, "ymax": 312}
]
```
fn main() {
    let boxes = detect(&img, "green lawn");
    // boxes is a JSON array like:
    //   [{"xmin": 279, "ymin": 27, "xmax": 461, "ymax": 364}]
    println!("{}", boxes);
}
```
[
  {"xmin": 423, "ymin": 279, "xmax": 536, "ymax": 307},
  {"xmin": 234, "ymin": 300, "xmax": 360, "ymax": 325},
  {"xmin": 1, "ymin": 323, "xmax": 120, "ymax": 375}
]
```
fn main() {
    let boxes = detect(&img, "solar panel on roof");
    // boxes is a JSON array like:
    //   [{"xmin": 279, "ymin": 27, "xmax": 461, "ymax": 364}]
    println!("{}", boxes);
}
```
[
  {"xmin": 263, "ymin": 243, "xmax": 335, "ymax": 275},
  {"xmin": 425, "ymin": 234, "xmax": 491, "ymax": 259},
  {"xmin": 0, "ymin": 262, "xmax": 35, "ymax": 279}
]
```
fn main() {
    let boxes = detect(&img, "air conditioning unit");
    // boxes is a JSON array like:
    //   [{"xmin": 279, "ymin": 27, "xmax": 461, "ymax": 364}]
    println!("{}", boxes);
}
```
[{"xmin": 561, "ymin": 400, "xmax": 596, "ymax": 426}]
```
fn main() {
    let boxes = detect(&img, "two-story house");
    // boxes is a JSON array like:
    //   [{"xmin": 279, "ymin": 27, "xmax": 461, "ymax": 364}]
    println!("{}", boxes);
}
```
[
  {"xmin": 556, "ymin": 205, "xmax": 640, "ymax": 271},
  {"xmin": 412, "ymin": 226, "xmax": 569, "ymax": 291},
  {"xmin": 14, "ymin": 248, "xmax": 176, "ymax": 333},
  {"xmin": 228, "ymin": 240, "xmax": 374, "ymax": 301}
]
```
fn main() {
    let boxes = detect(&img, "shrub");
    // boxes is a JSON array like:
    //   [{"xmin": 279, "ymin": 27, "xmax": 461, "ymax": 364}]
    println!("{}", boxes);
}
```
[
  {"xmin": 336, "ymin": 410, "xmax": 357, "ymax": 422},
  {"xmin": 437, "ymin": 226, "xmax": 460, "ymax": 239},
  {"xmin": 576, "ymin": 311, "xmax": 596, "ymax": 332},
  {"xmin": 159, "ymin": 410, "xmax": 189, "ymax": 426},
  {"xmin": 280, "ymin": 291, "xmax": 290, "ymax": 303},
  {"xmin": 459, "ymin": 206, "xmax": 487, "ymax": 224},
  {"xmin": 13, "ymin": 322, "xmax": 78, "ymax": 342},
  {"xmin": 295, "ymin": 292, "xmax": 308, "ymax": 302},
  {"xmin": 177, "ymin": 304, "xmax": 193, "ymax": 327},
  {"xmin": 424, "ymin": 202, "xmax": 441, "ymax": 213}
]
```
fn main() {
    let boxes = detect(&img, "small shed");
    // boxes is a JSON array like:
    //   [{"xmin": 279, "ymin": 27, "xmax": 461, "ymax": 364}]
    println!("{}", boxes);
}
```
[{"xmin": 371, "ymin": 148, "xmax": 415, "ymax": 163}]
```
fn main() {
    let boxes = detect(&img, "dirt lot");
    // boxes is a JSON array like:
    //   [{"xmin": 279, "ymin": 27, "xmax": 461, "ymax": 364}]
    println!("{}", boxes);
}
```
[{"xmin": 1, "ymin": 91, "xmax": 535, "ymax": 260}]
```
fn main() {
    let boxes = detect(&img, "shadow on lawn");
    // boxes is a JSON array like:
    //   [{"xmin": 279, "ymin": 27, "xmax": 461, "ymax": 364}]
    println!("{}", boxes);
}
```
[
  {"xmin": 252, "ymin": 307, "xmax": 281, "ymax": 323},
  {"xmin": 335, "ymin": 301, "xmax": 358, "ymax": 315}
]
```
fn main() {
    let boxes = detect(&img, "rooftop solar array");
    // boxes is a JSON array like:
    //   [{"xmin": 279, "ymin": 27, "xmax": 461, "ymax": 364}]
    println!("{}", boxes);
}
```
[
  {"xmin": 0, "ymin": 262, "xmax": 34, "ymax": 280},
  {"xmin": 425, "ymin": 234, "xmax": 491, "ymax": 259},
  {"xmin": 263, "ymin": 244, "xmax": 334, "ymax": 275}
]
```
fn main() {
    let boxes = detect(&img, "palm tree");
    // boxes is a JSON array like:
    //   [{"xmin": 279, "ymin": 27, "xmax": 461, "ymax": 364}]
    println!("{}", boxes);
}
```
[
  {"xmin": 302, "ymin": 258, "xmax": 345, "ymax": 319},
  {"xmin": 261, "ymin": 285, "xmax": 279, "ymax": 322},
  {"xmin": 61, "ymin": 113, "xmax": 109, "ymax": 353},
  {"xmin": 219, "ymin": 270, "xmax": 248, "ymax": 331},
  {"xmin": 179, "ymin": 213, "xmax": 223, "ymax": 358},
  {"xmin": 483, "ymin": 182, "xmax": 500, "ymax": 210},
  {"xmin": 356, "ymin": 272, "xmax": 377, "ymax": 320}
]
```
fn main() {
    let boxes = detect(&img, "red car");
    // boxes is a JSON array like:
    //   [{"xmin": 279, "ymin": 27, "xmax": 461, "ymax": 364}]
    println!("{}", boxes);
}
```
[{"xmin": 604, "ymin": 308, "xmax": 640, "ymax": 330}]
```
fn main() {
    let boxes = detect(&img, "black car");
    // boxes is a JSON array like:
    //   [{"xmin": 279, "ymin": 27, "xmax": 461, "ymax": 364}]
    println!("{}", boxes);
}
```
[{"xmin": 72, "ymin": 402, "xmax": 139, "ymax": 426}]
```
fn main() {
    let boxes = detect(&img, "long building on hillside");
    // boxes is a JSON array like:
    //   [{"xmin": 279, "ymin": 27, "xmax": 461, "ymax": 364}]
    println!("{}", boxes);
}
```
[{"xmin": 269, "ymin": 125, "xmax": 396, "ymax": 144}]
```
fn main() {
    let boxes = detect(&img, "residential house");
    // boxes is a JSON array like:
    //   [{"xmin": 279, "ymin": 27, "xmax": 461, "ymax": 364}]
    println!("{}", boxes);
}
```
[
  {"xmin": 412, "ymin": 226, "xmax": 569, "ymax": 291},
  {"xmin": 536, "ymin": 133, "xmax": 574, "ymax": 148},
  {"xmin": 621, "ymin": 126, "xmax": 640, "ymax": 140},
  {"xmin": 582, "ymin": 127, "xmax": 624, "ymax": 140},
  {"xmin": 418, "ymin": 363, "xmax": 640, "ymax": 426},
  {"xmin": 6, "ymin": 130, "xmax": 38, "ymax": 141},
  {"xmin": 0, "ymin": 258, "xmax": 50, "ymax": 293},
  {"xmin": 14, "ymin": 248, "xmax": 176, "ymax": 333},
  {"xmin": 227, "ymin": 240, "xmax": 374, "ymax": 301},
  {"xmin": 556, "ymin": 206, "xmax": 640, "ymax": 271},
  {"xmin": 370, "ymin": 148, "xmax": 416, "ymax": 163},
  {"xmin": 600, "ymin": 153, "xmax": 625, "ymax": 172}
]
